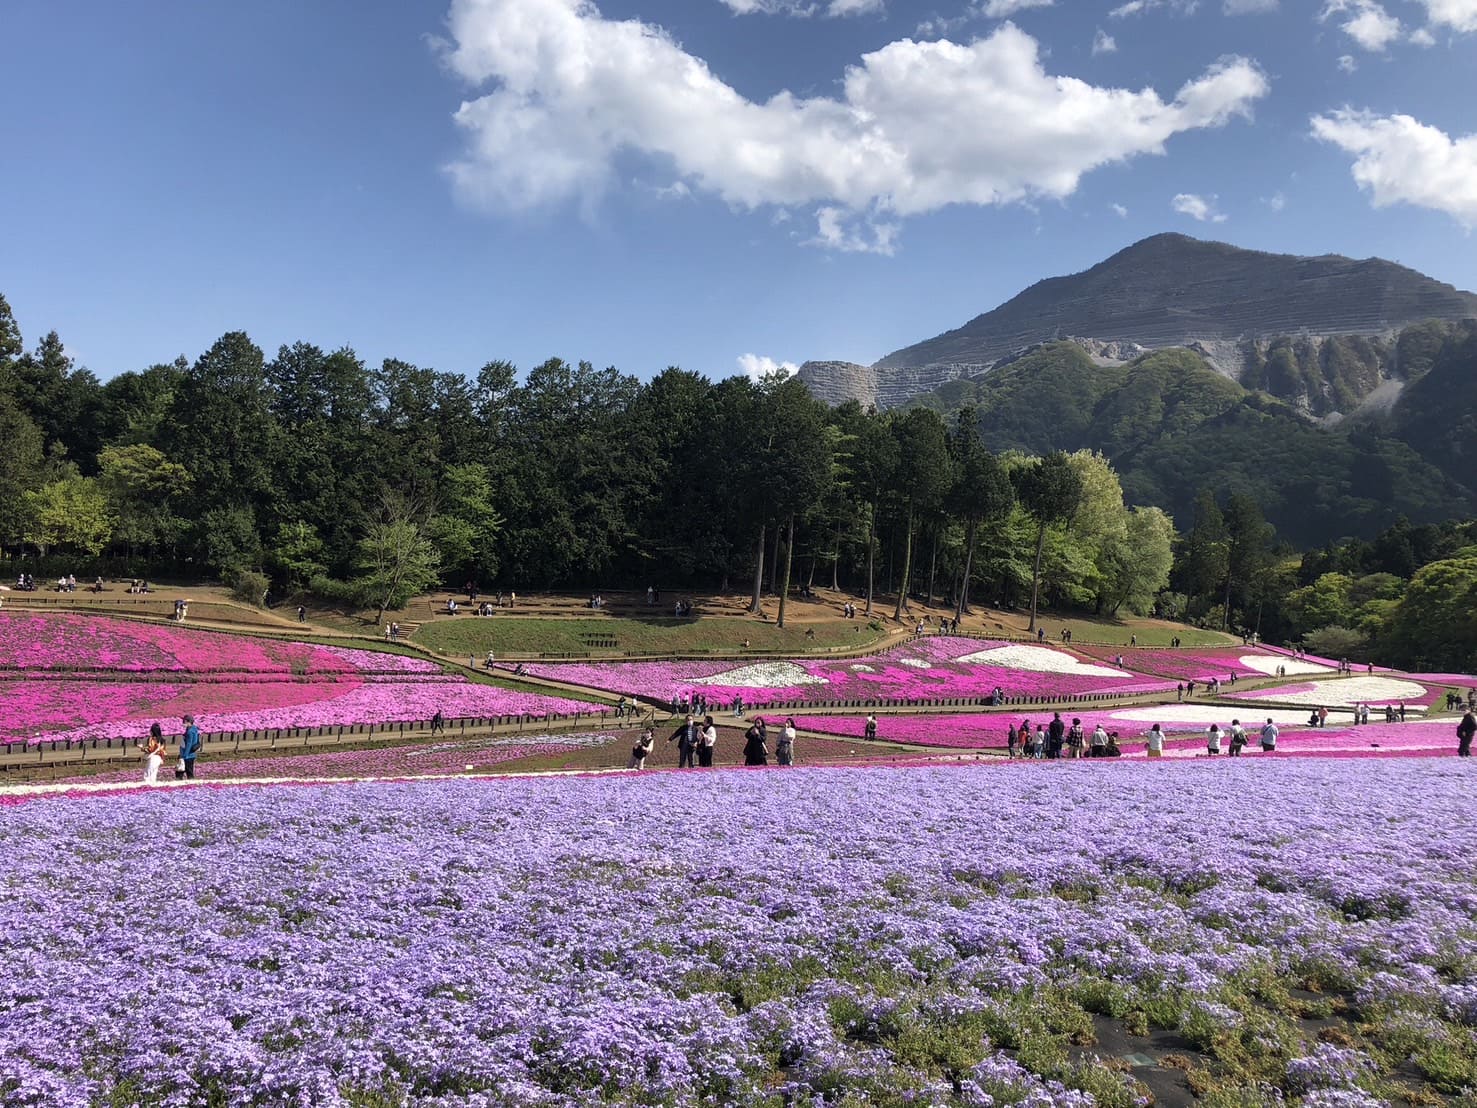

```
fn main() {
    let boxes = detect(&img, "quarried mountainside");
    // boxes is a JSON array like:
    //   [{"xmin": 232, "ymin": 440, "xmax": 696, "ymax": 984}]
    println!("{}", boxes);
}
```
[{"xmin": 798, "ymin": 233, "xmax": 1477, "ymax": 414}]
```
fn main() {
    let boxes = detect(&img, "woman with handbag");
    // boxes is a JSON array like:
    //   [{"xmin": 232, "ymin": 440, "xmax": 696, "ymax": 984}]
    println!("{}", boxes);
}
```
[{"xmin": 138, "ymin": 723, "xmax": 167, "ymax": 785}]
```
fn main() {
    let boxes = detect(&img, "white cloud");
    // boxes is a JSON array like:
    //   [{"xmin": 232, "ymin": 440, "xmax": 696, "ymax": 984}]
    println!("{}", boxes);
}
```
[
  {"xmin": 1110, "ymin": 202, "xmax": 1130, "ymax": 217},
  {"xmin": 807, "ymin": 207, "xmax": 900, "ymax": 254},
  {"xmin": 1311, "ymin": 109, "xmax": 1477, "ymax": 227},
  {"xmin": 1337, "ymin": 53, "xmax": 1359, "ymax": 70},
  {"xmin": 1224, "ymin": 0, "xmax": 1277, "ymax": 11},
  {"xmin": 442, "ymin": 0, "xmax": 1269, "ymax": 250},
  {"xmin": 737, "ymin": 354, "xmax": 799, "ymax": 380},
  {"xmin": 1410, "ymin": 0, "xmax": 1477, "ymax": 31},
  {"xmin": 1407, "ymin": 25, "xmax": 1437, "ymax": 43},
  {"xmin": 1172, "ymin": 192, "xmax": 1228, "ymax": 221},
  {"xmin": 1110, "ymin": 0, "xmax": 1199, "ymax": 17},
  {"xmin": 717, "ymin": 0, "xmax": 883, "ymax": 15},
  {"xmin": 1092, "ymin": 28, "xmax": 1118, "ymax": 52},
  {"xmin": 1320, "ymin": 0, "xmax": 1402, "ymax": 50},
  {"xmin": 1264, "ymin": 190, "xmax": 1287, "ymax": 211},
  {"xmin": 981, "ymin": 0, "xmax": 1053, "ymax": 15}
]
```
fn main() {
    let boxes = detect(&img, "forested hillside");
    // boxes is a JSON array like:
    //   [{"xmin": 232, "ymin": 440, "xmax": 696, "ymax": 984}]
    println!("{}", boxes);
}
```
[{"xmin": 904, "ymin": 335, "xmax": 1476, "ymax": 547}]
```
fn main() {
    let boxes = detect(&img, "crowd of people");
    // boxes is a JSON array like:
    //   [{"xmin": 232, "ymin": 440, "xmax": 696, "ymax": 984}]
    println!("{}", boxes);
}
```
[{"xmin": 649, "ymin": 715, "xmax": 798, "ymax": 770}]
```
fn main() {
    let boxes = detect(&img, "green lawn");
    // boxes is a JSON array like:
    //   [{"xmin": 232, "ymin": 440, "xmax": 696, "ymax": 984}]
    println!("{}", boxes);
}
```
[{"xmin": 413, "ymin": 615, "xmax": 891, "ymax": 657}]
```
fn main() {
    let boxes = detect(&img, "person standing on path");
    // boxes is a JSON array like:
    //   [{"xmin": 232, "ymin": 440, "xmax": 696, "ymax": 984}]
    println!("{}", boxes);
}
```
[
  {"xmin": 1260, "ymin": 718, "xmax": 1279, "ymax": 753},
  {"xmin": 1457, "ymin": 710, "xmax": 1476, "ymax": 757},
  {"xmin": 1047, "ymin": 713, "xmax": 1065, "ymax": 759},
  {"xmin": 139, "ymin": 723, "xmax": 166, "ymax": 785},
  {"xmin": 1228, "ymin": 719, "xmax": 1246, "ymax": 757},
  {"xmin": 699, "ymin": 716, "xmax": 718, "ymax": 767},
  {"xmin": 1206, "ymin": 723, "xmax": 1222, "ymax": 756},
  {"xmin": 669, "ymin": 715, "xmax": 700, "ymax": 769},
  {"xmin": 1145, "ymin": 724, "xmax": 1164, "ymax": 759},
  {"xmin": 864, "ymin": 714, "xmax": 878, "ymax": 740},
  {"xmin": 179, "ymin": 715, "xmax": 201, "ymax": 780},
  {"xmin": 742, "ymin": 717, "xmax": 769, "ymax": 766},
  {"xmin": 776, "ymin": 718, "xmax": 796, "ymax": 766},
  {"xmin": 1006, "ymin": 724, "xmax": 1019, "ymax": 759}
]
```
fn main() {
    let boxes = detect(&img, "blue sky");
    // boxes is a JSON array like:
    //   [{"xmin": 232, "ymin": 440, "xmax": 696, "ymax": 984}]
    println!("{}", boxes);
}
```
[{"xmin": 2, "ymin": 0, "xmax": 1474, "ymax": 384}]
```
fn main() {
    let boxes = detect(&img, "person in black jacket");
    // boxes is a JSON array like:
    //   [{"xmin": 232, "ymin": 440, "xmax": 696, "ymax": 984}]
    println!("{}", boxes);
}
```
[
  {"xmin": 669, "ymin": 715, "xmax": 700, "ymax": 769},
  {"xmin": 743, "ymin": 717, "xmax": 769, "ymax": 766}
]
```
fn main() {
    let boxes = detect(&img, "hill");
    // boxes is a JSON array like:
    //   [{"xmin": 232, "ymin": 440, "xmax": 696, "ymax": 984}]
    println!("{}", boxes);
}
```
[
  {"xmin": 798, "ymin": 233, "xmax": 1477, "ymax": 413},
  {"xmin": 904, "ymin": 339, "xmax": 1476, "ymax": 545}
]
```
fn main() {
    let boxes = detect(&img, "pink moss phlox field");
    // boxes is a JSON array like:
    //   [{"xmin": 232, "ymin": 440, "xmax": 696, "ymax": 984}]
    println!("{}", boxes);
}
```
[
  {"xmin": 524, "ymin": 636, "xmax": 1174, "ymax": 704},
  {"xmin": 801, "ymin": 714, "xmax": 1007, "ymax": 748},
  {"xmin": 1074, "ymin": 645, "xmax": 1287, "ymax": 681},
  {"xmin": 54, "ymin": 732, "xmax": 618, "ymax": 785},
  {"xmin": 1, "ymin": 761, "xmax": 1474, "ymax": 1104},
  {"xmin": 1119, "ymin": 721, "xmax": 1457, "ymax": 759},
  {"xmin": 0, "ymin": 612, "xmax": 440, "ymax": 675}
]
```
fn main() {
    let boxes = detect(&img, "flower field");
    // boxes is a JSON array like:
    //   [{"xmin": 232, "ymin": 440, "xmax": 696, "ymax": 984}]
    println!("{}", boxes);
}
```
[
  {"xmin": 1, "ymin": 613, "xmax": 603, "ymax": 744},
  {"xmin": 1227, "ymin": 675, "xmax": 1433, "ymax": 710},
  {"xmin": 2, "ymin": 761, "xmax": 1475, "ymax": 1105},
  {"xmin": 1073, "ymin": 646, "xmax": 1299, "ymax": 682},
  {"xmin": 524, "ymin": 636, "xmax": 1175, "ymax": 705}
]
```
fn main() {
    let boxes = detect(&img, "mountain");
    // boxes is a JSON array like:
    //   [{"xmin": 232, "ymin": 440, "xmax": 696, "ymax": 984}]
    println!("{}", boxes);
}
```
[{"xmin": 798, "ymin": 233, "xmax": 1477, "ymax": 413}]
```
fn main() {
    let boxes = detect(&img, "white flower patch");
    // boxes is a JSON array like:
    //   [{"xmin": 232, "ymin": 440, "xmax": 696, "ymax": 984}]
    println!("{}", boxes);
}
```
[
  {"xmin": 1240, "ymin": 654, "xmax": 1335, "ymax": 676},
  {"xmin": 691, "ymin": 662, "xmax": 828, "ymax": 689},
  {"xmin": 1110, "ymin": 705, "xmax": 1312, "ymax": 728},
  {"xmin": 1243, "ymin": 676, "xmax": 1428, "ymax": 709},
  {"xmin": 849, "ymin": 664, "xmax": 876, "ymax": 673},
  {"xmin": 958, "ymin": 644, "xmax": 1124, "ymax": 677},
  {"xmin": 898, "ymin": 658, "xmax": 931, "ymax": 670}
]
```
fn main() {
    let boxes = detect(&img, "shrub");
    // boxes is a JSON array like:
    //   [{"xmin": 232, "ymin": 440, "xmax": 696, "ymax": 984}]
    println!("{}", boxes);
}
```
[{"xmin": 229, "ymin": 568, "xmax": 269, "ymax": 607}]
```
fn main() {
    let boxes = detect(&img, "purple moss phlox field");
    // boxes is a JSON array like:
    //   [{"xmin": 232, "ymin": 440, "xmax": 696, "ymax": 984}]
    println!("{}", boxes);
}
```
[{"xmin": 2, "ymin": 761, "xmax": 1474, "ymax": 1105}]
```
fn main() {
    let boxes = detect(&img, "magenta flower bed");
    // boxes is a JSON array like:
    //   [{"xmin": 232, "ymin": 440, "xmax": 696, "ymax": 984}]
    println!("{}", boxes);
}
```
[
  {"xmin": 525, "ymin": 637, "xmax": 1174, "ymax": 705},
  {"xmin": 1126, "ymin": 721, "xmax": 1457, "ymax": 759},
  {"xmin": 0, "ymin": 612, "xmax": 439, "ymax": 675},
  {"xmin": 800, "ymin": 714, "xmax": 1007, "ymax": 749},
  {"xmin": 1404, "ymin": 672, "xmax": 1477, "ymax": 688},
  {"xmin": 1074, "ymin": 646, "xmax": 1283, "ymax": 682},
  {"xmin": 56, "ymin": 732, "xmax": 618, "ymax": 784},
  {"xmin": 21, "ymin": 679, "xmax": 604, "ymax": 745}
]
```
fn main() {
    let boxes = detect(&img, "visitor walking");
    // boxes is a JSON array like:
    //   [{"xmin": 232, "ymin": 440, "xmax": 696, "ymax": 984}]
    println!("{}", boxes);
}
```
[
  {"xmin": 669, "ymin": 714, "xmax": 700, "ymax": 769},
  {"xmin": 430, "ymin": 711, "xmax": 445, "ymax": 735},
  {"xmin": 776, "ymin": 718, "xmax": 796, "ymax": 766},
  {"xmin": 1457, "ymin": 710, "xmax": 1476, "ymax": 757},
  {"xmin": 1260, "ymin": 718, "xmax": 1279, "ymax": 753},
  {"xmin": 864, "ymin": 714, "xmax": 878, "ymax": 740},
  {"xmin": 1006, "ymin": 723, "xmax": 1019, "ymax": 759},
  {"xmin": 1090, "ymin": 723, "xmax": 1108, "ymax": 757},
  {"xmin": 139, "ymin": 723, "xmax": 166, "ymax": 785},
  {"xmin": 179, "ymin": 715, "xmax": 201, "ymax": 779},
  {"xmin": 742, "ymin": 718, "xmax": 769, "ymax": 766},
  {"xmin": 699, "ymin": 715, "xmax": 718, "ymax": 767}
]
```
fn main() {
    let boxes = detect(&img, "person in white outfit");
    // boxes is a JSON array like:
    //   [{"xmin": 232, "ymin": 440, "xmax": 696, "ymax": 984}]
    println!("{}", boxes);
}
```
[
  {"xmin": 139, "ymin": 722, "xmax": 166, "ymax": 784},
  {"xmin": 1206, "ymin": 723, "xmax": 1222, "ymax": 756},
  {"xmin": 1260, "ymin": 719, "xmax": 1279, "ymax": 752}
]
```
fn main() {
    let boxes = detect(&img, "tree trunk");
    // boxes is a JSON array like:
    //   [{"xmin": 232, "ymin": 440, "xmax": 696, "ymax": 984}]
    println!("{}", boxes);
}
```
[
  {"xmin": 805, "ymin": 551, "xmax": 816, "ymax": 590},
  {"xmin": 1222, "ymin": 569, "xmax": 1232, "ymax": 632},
  {"xmin": 830, "ymin": 519, "xmax": 841, "ymax": 592},
  {"xmin": 955, "ymin": 518, "xmax": 977, "ymax": 623},
  {"xmin": 893, "ymin": 507, "xmax": 916, "ymax": 621},
  {"xmin": 749, "ymin": 523, "xmax": 766, "ymax": 614},
  {"xmin": 1028, "ymin": 519, "xmax": 1047, "ymax": 633},
  {"xmin": 926, "ymin": 524, "xmax": 939, "ymax": 607},
  {"xmin": 778, "ymin": 514, "xmax": 795, "ymax": 628},
  {"xmin": 864, "ymin": 504, "xmax": 877, "ymax": 616},
  {"xmin": 769, "ymin": 525, "xmax": 782, "ymax": 593}
]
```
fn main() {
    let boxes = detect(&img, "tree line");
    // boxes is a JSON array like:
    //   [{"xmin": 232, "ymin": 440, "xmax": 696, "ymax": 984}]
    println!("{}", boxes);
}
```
[{"xmin": 1, "ymin": 293, "xmax": 1472, "ymax": 669}]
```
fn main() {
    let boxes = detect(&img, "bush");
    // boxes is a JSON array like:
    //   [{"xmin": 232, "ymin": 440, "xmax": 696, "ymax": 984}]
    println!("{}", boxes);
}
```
[
  {"xmin": 1302, "ymin": 625, "xmax": 1367, "ymax": 659},
  {"xmin": 229, "ymin": 568, "xmax": 269, "ymax": 607},
  {"xmin": 308, "ymin": 574, "xmax": 368, "ymax": 608}
]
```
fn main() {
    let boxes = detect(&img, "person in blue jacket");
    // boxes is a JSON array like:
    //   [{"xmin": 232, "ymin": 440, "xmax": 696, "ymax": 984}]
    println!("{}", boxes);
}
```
[{"xmin": 180, "ymin": 715, "xmax": 202, "ymax": 779}]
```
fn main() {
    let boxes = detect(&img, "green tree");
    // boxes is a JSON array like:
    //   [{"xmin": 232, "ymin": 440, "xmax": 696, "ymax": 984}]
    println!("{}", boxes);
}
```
[
  {"xmin": 1014, "ymin": 452, "xmax": 1083, "ymax": 632},
  {"xmin": 948, "ymin": 407, "xmax": 1013, "ymax": 621},
  {"xmin": 97, "ymin": 444, "xmax": 192, "ymax": 557},
  {"xmin": 427, "ymin": 463, "xmax": 503, "ymax": 583},
  {"xmin": 23, "ymin": 475, "xmax": 112, "ymax": 555},
  {"xmin": 834, "ymin": 403, "xmax": 897, "ymax": 616},
  {"xmin": 1379, "ymin": 549, "xmax": 1477, "ymax": 672},
  {"xmin": 1100, "ymin": 506, "xmax": 1176, "ymax": 616},
  {"xmin": 267, "ymin": 521, "xmax": 328, "ymax": 591},
  {"xmin": 355, "ymin": 499, "xmax": 442, "ymax": 625},
  {"xmin": 889, "ymin": 408, "xmax": 951, "ymax": 621}
]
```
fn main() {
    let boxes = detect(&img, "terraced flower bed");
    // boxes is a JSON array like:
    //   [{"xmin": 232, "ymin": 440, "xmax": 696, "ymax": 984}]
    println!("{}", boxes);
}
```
[
  {"xmin": 1227, "ymin": 675, "xmax": 1435, "ymax": 710},
  {"xmin": 2, "ymin": 761, "xmax": 1473, "ymax": 1104},
  {"xmin": 2, "ymin": 612, "xmax": 603, "ymax": 744},
  {"xmin": 525, "ymin": 636, "xmax": 1175, "ymax": 705}
]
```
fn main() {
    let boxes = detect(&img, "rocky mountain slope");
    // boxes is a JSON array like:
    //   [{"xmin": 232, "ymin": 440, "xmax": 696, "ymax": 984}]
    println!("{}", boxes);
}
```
[{"xmin": 798, "ymin": 234, "xmax": 1477, "ymax": 414}]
